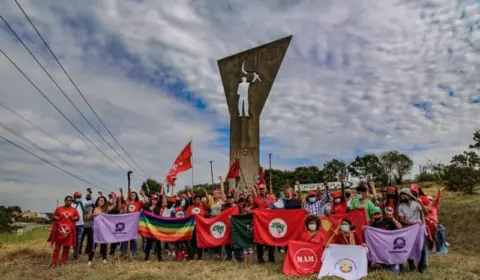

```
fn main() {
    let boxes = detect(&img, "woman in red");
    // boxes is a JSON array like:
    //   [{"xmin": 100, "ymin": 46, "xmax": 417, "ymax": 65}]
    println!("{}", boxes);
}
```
[
  {"xmin": 382, "ymin": 186, "xmax": 399, "ymax": 218},
  {"xmin": 326, "ymin": 218, "xmax": 366, "ymax": 246},
  {"xmin": 330, "ymin": 191, "xmax": 348, "ymax": 214},
  {"xmin": 48, "ymin": 195, "xmax": 79, "ymax": 267},
  {"xmin": 299, "ymin": 215, "xmax": 325, "ymax": 244}
]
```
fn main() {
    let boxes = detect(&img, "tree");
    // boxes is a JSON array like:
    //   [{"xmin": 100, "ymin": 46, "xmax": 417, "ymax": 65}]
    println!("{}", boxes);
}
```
[
  {"xmin": 0, "ymin": 205, "xmax": 15, "ymax": 233},
  {"xmin": 348, "ymin": 154, "xmax": 384, "ymax": 181},
  {"xmin": 140, "ymin": 178, "xmax": 162, "ymax": 197},
  {"xmin": 469, "ymin": 130, "xmax": 480, "ymax": 150},
  {"xmin": 322, "ymin": 159, "xmax": 346, "ymax": 182},
  {"xmin": 380, "ymin": 151, "xmax": 413, "ymax": 185},
  {"xmin": 433, "ymin": 151, "xmax": 480, "ymax": 194}
]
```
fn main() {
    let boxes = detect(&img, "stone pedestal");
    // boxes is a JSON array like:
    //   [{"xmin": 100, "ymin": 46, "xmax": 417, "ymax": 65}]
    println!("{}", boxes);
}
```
[{"xmin": 218, "ymin": 36, "xmax": 292, "ymax": 190}]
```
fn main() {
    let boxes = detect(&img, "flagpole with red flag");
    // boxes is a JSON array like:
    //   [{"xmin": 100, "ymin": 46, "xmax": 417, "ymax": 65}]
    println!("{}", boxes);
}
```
[{"xmin": 165, "ymin": 140, "xmax": 192, "ymax": 195}]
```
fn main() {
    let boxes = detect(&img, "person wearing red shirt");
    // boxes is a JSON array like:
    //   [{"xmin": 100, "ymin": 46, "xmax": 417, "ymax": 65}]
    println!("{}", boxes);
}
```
[
  {"xmin": 426, "ymin": 188, "xmax": 443, "ymax": 251},
  {"xmin": 121, "ymin": 190, "xmax": 145, "ymax": 257},
  {"xmin": 299, "ymin": 215, "xmax": 326, "ymax": 244},
  {"xmin": 382, "ymin": 186, "xmax": 399, "ymax": 219},
  {"xmin": 326, "ymin": 218, "xmax": 366, "ymax": 246},
  {"xmin": 330, "ymin": 191, "xmax": 348, "ymax": 214},
  {"xmin": 252, "ymin": 183, "xmax": 275, "ymax": 264},
  {"xmin": 48, "ymin": 195, "xmax": 79, "ymax": 266},
  {"xmin": 186, "ymin": 195, "xmax": 207, "ymax": 217}
]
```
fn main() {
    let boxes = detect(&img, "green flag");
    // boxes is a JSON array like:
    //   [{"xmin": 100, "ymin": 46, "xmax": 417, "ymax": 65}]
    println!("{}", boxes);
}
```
[{"xmin": 231, "ymin": 213, "xmax": 253, "ymax": 249}]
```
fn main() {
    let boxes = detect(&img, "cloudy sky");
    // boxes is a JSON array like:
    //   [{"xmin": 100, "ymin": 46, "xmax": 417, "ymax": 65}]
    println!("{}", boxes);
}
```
[{"xmin": 0, "ymin": 0, "xmax": 478, "ymax": 212}]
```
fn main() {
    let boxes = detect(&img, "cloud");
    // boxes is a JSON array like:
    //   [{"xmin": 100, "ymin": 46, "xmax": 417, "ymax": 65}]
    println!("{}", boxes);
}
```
[{"xmin": 0, "ymin": 0, "xmax": 479, "ymax": 212}]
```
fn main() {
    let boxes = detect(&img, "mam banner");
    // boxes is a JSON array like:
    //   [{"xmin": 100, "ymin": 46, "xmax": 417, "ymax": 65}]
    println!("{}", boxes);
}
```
[
  {"xmin": 253, "ymin": 209, "xmax": 307, "ymax": 246},
  {"xmin": 93, "ymin": 212, "xmax": 140, "ymax": 244},
  {"xmin": 283, "ymin": 240, "xmax": 324, "ymax": 276},
  {"xmin": 365, "ymin": 224, "xmax": 425, "ymax": 264}
]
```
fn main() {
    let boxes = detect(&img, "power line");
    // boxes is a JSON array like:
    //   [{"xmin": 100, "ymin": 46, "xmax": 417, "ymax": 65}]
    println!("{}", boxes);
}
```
[
  {"xmin": 0, "ymin": 15, "xmax": 135, "ymax": 175},
  {"xmin": 0, "ymin": 100, "xmax": 73, "ymax": 151},
  {"xmin": 13, "ymin": 0, "xmax": 151, "ymax": 178},
  {"xmin": 0, "ymin": 134, "xmax": 111, "ymax": 192},
  {"xmin": 0, "ymin": 47, "xmax": 126, "ymax": 173},
  {"xmin": 0, "ymin": 120, "xmax": 114, "ymax": 190}
]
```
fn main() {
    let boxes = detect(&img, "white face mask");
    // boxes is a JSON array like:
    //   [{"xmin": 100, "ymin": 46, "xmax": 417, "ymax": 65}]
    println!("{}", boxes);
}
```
[
  {"xmin": 356, "ymin": 193, "xmax": 363, "ymax": 199},
  {"xmin": 180, "ymin": 198, "xmax": 186, "ymax": 207},
  {"xmin": 308, "ymin": 224, "xmax": 317, "ymax": 231},
  {"xmin": 308, "ymin": 197, "xmax": 316, "ymax": 203},
  {"xmin": 334, "ymin": 198, "xmax": 341, "ymax": 203},
  {"xmin": 341, "ymin": 224, "xmax": 350, "ymax": 233}
]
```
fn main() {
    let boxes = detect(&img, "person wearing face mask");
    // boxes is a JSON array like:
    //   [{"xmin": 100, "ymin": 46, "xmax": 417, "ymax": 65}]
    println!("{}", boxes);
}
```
[
  {"xmin": 298, "ymin": 181, "xmax": 331, "ymax": 216},
  {"xmin": 397, "ymin": 188, "xmax": 428, "ymax": 273},
  {"xmin": 344, "ymin": 189, "xmax": 353, "ymax": 208},
  {"xmin": 351, "ymin": 185, "xmax": 376, "ymax": 221},
  {"xmin": 326, "ymin": 218, "xmax": 366, "ymax": 247},
  {"xmin": 71, "ymin": 188, "xmax": 95, "ymax": 260},
  {"xmin": 221, "ymin": 192, "xmax": 241, "ymax": 261},
  {"xmin": 330, "ymin": 191, "xmax": 348, "ymax": 214},
  {"xmin": 299, "ymin": 215, "xmax": 326, "ymax": 244},
  {"xmin": 252, "ymin": 182, "xmax": 275, "ymax": 264},
  {"xmin": 382, "ymin": 186, "xmax": 399, "ymax": 218}
]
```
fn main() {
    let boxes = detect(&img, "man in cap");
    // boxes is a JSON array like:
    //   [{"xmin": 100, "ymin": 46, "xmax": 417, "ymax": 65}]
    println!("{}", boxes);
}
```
[
  {"xmin": 296, "ymin": 181, "xmax": 331, "ymax": 216},
  {"xmin": 72, "ymin": 188, "xmax": 95, "ymax": 260}
]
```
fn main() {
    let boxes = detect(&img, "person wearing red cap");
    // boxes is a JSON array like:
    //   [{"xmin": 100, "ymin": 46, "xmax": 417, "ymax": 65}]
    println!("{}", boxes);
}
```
[
  {"xmin": 71, "ymin": 188, "xmax": 94, "ymax": 260},
  {"xmin": 298, "ymin": 180, "xmax": 331, "ymax": 216},
  {"xmin": 330, "ymin": 191, "xmax": 348, "ymax": 214},
  {"xmin": 48, "ymin": 195, "xmax": 79, "ymax": 267},
  {"xmin": 382, "ymin": 186, "xmax": 399, "ymax": 219},
  {"xmin": 251, "ymin": 182, "xmax": 275, "ymax": 264}
]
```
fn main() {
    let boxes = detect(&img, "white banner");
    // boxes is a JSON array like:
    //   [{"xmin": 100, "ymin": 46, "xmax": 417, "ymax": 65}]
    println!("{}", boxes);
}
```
[{"xmin": 294, "ymin": 181, "xmax": 357, "ymax": 192}]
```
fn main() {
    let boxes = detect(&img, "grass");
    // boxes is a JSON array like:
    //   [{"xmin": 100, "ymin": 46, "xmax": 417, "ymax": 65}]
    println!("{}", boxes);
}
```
[
  {"xmin": 0, "ymin": 226, "xmax": 50, "ymax": 245},
  {"xmin": 1, "ymin": 187, "xmax": 479, "ymax": 280}
]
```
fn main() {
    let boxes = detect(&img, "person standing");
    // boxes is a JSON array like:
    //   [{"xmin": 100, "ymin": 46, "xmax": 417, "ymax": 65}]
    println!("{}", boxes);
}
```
[
  {"xmin": 297, "ymin": 181, "xmax": 330, "ymax": 216},
  {"xmin": 72, "ymin": 188, "xmax": 95, "ymax": 260},
  {"xmin": 252, "ymin": 183, "xmax": 275, "ymax": 264},
  {"xmin": 120, "ymin": 189, "xmax": 145, "ymax": 258},
  {"xmin": 79, "ymin": 190, "xmax": 96, "ymax": 256},
  {"xmin": 48, "ymin": 195, "xmax": 79, "ymax": 266},
  {"xmin": 87, "ymin": 196, "xmax": 116, "ymax": 266}
]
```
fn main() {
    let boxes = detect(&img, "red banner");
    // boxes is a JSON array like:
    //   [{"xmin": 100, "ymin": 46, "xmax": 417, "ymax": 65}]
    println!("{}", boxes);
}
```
[
  {"xmin": 253, "ymin": 209, "xmax": 308, "ymax": 246},
  {"xmin": 320, "ymin": 209, "xmax": 368, "ymax": 243},
  {"xmin": 195, "ymin": 207, "xmax": 239, "ymax": 248},
  {"xmin": 226, "ymin": 159, "xmax": 240, "ymax": 180},
  {"xmin": 283, "ymin": 240, "xmax": 324, "ymax": 276}
]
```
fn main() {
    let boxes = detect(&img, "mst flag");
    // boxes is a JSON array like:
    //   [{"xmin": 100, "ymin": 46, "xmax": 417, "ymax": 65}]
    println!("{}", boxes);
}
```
[
  {"xmin": 365, "ymin": 224, "xmax": 425, "ymax": 264},
  {"xmin": 226, "ymin": 159, "xmax": 240, "ymax": 180},
  {"xmin": 320, "ymin": 209, "xmax": 368, "ymax": 243},
  {"xmin": 93, "ymin": 212, "xmax": 140, "ymax": 244},
  {"xmin": 283, "ymin": 240, "xmax": 324, "ymax": 276},
  {"xmin": 318, "ymin": 244, "xmax": 368, "ymax": 280},
  {"xmin": 253, "ymin": 209, "xmax": 307, "ymax": 246},
  {"xmin": 138, "ymin": 212, "xmax": 195, "ymax": 242},
  {"xmin": 231, "ymin": 213, "xmax": 254, "ymax": 249},
  {"xmin": 196, "ymin": 207, "xmax": 239, "ymax": 248},
  {"xmin": 166, "ymin": 141, "xmax": 192, "ymax": 184}
]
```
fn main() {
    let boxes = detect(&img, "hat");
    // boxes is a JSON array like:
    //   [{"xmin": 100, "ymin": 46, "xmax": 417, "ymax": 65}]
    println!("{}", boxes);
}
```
[
  {"xmin": 292, "ymin": 192, "xmax": 297, "ymax": 197},
  {"xmin": 399, "ymin": 188, "xmax": 416, "ymax": 199},
  {"xmin": 387, "ymin": 186, "xmax": 396, "ymax": 192},
  {"xmin": 168, "ymin": 197, "xmax": 176, "ymax": 203},
  {"xmin": 307, "ymin": 191, "xmax": 316, "ymax": 196},
  {"xmin": 372, "ymin": 206, "xmax": 382, "ymax": 214},
  {"xmin": 258, "ymin": 184, "xmax": 266, "ymax": 190},
  {"xmin": 150, "ymin": 194, "xmax": 158, "ymax": 200},
  {"xmin": 409, "ymin": 184, "xmax": 420, "ymax": 192},
  {"xmin": 331, "ymin": 191, "xmax": 342, "ymax": 199},
  {"xmin": 226, "ymin": 192, "xmax": 234, "ymax": 199},
  {"xmin": 73, "ymin": 191, "xmax": 81, "ymax": 198}
]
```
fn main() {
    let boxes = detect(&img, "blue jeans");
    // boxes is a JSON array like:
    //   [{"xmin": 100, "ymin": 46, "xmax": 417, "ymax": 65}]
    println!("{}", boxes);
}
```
[
  {"xmin": 73, "ymin": 225, "xmax": 84, "ymax": 257},
  {"xmin": 391, "ymin": 264, "xmax": 401, "ymax": 274},
  {"xmin": 435, "ymin": 225, "xmax": 448, "ymax": 254},
  {"xmin": 121, "ymin": 239, "xmax": 138, "ymax": 256}
]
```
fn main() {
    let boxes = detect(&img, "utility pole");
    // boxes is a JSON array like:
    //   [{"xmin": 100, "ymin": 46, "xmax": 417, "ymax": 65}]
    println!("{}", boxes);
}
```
[
  {"xmin": 209, "ymin": 160, "xmax": 214, "ymax": 184},
  {"xmin": 269, "ymin": 153, "xmax": 272, "ymax": 194}
]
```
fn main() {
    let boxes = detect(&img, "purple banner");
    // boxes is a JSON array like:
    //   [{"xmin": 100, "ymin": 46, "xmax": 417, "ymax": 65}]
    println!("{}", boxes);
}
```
[
  {"xmin": 365, "ymin": 224, "xmax": 425, "ymax": 264},
  {"xmin": 93, "ymin": 212, "xmax": 140, "ymax": 244}
]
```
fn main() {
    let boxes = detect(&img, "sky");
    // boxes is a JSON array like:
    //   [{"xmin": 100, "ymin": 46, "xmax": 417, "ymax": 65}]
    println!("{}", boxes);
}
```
[{"xmin": 0, "ymin": 0, "xmax": 479, "ymax": 212}]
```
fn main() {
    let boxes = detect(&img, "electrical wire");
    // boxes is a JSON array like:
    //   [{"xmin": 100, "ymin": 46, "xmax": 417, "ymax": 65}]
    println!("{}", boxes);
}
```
[{"xmin": 13, "ymin": 0, "xmax": 152, "ymax": 178}]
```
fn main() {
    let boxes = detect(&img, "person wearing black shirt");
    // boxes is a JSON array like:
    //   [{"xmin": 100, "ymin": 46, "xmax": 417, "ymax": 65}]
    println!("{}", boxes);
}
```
[{"xmin": 283, "ymin": 187, "xmax": 302, "ymax": 209}]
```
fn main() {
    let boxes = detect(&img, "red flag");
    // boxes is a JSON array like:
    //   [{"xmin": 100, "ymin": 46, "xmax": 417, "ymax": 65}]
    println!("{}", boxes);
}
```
[
  {"xmin": 196, "ymin": 207, "xmax": 239, "ymax": 248},
  {"xmin": 166, "ymin": 142, "xmax": 192, "ymax": 184},
  {"xmin": 226, "ymin": 159, "xmax": 240, "ymax": 180},
  {"xmin": 320, "ymin": 209, "xmax": 368, "ymax": 243},
  {"xmin": 253, "ymin": 209, "xmax": 307, "ymax": 246},
  {"xmin": 283, "ymin": 240, "xmax": 324, "ymax": 276},
  {"xmin": 166, "ymin": 174, "xmax": 176, "ymax": 185},
  {"xmin": 257, "ymin": 166, "xmax": 266, "ymax": 185}
]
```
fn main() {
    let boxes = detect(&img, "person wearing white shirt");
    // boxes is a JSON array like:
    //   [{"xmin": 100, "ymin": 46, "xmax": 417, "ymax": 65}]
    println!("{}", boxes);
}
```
[{"xmin": 72, "ymin": 188, "xmax": 95, "ymax": 260}]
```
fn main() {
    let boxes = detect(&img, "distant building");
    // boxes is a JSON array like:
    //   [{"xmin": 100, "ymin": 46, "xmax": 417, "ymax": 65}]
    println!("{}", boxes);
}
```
[{"xmin": 21, "ymin": 211, "xmax": 37, "ymax": 219}]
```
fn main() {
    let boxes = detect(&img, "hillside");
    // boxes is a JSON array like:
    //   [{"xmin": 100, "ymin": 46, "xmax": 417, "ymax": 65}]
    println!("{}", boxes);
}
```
[{"xmin": 1, "ymin": 188, "xmax": 479, "ymax": 280}]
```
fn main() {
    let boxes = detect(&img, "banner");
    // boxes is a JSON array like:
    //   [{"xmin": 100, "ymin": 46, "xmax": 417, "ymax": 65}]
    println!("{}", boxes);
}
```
[
  {"xmin": 196, "ymin": 207, "xmax": 239, "ymax": 248},
  {"xmin": 320, "ymin": 209, "xmax": 368, "ymax": 243},
  {"xmin": 231, "ymin": 213, "xmax": 254, "ymax": 249},
  {"xmin": 365, "ymin": 224, "xmax": 425, "ymax": 264},
  {"xmin": 283, "ymin": 240, "xmax": 324, "ymax": 276},
  {"xmin": 93, "ymin": 212, "xmax": 140, "ymax": 244},
  {"xmin": 295, "ymin": 181, "xmax": 357, "ymax": 192},
  {"xmin": 138, "ymin": 212, "xmax": 194, "ymax": 242},
  {"xmin": 318, "ymin": 244, "xmax": 368, "ymax": 280},
  {"xmin": 253, "ymin": 209, "xmax": 307, "ymax": 246}
]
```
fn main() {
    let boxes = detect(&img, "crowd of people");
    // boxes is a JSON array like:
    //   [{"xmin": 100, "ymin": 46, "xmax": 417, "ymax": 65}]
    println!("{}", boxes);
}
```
[{"xmin": 49, "ymin": 177, "xmax": 447, "ymax": 275}]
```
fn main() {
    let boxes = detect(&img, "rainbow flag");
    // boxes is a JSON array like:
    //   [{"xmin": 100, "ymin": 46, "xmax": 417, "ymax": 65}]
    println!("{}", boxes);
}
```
[{"xmin": 138, "ymin": 211, "xmax": 195, "ymax": 241}]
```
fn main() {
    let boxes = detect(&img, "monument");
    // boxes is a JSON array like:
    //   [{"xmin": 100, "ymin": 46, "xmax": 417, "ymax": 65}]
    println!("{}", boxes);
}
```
[{"xmin": 218, "ymin": 35, "xmax": 292, "ymax": 190}]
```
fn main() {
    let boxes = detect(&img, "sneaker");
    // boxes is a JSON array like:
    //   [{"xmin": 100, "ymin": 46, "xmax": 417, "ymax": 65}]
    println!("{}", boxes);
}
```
[
  {"xmin": 87, "ymin": 261, "xmax": 92, "ymax": 266},
  {"xmin": 102, "ymin": 259, "xmax": 107, "ymax": 264}
]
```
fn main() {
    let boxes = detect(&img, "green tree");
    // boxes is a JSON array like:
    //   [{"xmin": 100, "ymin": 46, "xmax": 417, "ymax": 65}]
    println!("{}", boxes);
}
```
[
  {"xmin": 380, "ymin": 151, "xmax": 413, "ymax": 185},
  {"xmin": 348, "ymin": 154, "xmax": 384, "ymax": 181},
  {"xmin": 0, "ymin": 205, "xmax": 15, "ymax": 233},
  {"xmin": 432, "ymin": 151, "xmax": 480, "ymax": 194},
  {"xmin": 469, "ymin": 130, "xmax": 480, "ymax": 150},
  {"xmin": 322, "ymin": 159, "xmax": 346, "ymax": 182},
  {"xmin": 140, "ymin": 178, "xmax": 163, "ymax": 197}
]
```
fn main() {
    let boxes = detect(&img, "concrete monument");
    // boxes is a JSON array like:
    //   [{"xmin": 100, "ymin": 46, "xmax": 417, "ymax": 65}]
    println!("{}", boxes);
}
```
[{"xmin": 218, "ymin": 35, "xmax": 292, "ymax": 190}]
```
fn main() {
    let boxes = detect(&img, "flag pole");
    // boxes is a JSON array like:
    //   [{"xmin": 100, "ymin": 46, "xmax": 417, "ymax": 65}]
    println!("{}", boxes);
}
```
[
  {"xmin": 190, "ymin": 138, "xmax": 193, "ymax": 190},
  {"xmin": 238, "ymin": 164, "xmax": 249, "ymax": 190},
  {"xmin": 269, "ymin": 153, "xmax": 273, "ymax": 194}
]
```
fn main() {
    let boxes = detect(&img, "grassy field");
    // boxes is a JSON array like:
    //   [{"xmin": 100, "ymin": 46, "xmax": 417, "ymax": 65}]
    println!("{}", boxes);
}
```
[{"xmin": 1, "ymin": 187, "xmax": 479, "ymax": 280}]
